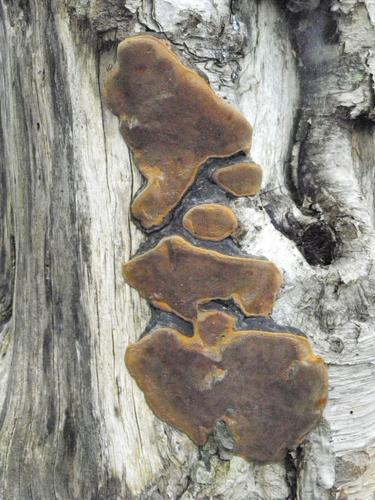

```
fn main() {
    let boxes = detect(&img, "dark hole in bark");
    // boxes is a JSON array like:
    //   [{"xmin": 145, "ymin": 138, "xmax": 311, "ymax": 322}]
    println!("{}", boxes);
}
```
[
  {"xmin": 63, "ymin": 409, "xmax": 77, "ymax": 456},
  {"xmin": 300, "ymin": 222, "xmax": 337, "ymax": 266},
  {"xmin": 329, "ymin": 336, "xmax": 345, "ymax": 353}
]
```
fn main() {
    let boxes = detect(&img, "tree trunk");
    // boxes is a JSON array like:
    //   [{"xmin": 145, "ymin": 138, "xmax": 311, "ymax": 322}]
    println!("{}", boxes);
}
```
[{"xmin": 1, "ymin": 0, "xmax": 375, "ymax": 498}]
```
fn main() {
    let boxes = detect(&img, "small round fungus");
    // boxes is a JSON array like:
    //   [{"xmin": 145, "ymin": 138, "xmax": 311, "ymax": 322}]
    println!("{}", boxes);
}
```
[
  {"xmin": 212, "ymin": 162, "xmax": 262, "ymax": 197},
  {"xmin": 183, "ymin": 203, "xmax": 238, "ymax": 241}
]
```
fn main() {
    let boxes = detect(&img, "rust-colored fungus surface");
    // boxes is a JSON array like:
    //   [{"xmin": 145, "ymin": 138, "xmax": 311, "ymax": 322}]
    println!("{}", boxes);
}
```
[
  {"xmin": 182, "ymin": 203, "xmax": 238, "ymax": 241},
  {"xmin": 106, "ymin": 34, "xmax": 328, "ymax": 462},
  {"xmin": 123, "ymin": 235, "xmax": 282, "ymax": 321},
  {"xmin": 212, "ymin": 162, "xmax": 262, "ymax": 197},
  {"xmin": 103, "ymin": 35, "xmax": 252, "ymax": 229},
  {"xmin": 126, "ymin": 310, "xmax": 328, "ymax": 462}
]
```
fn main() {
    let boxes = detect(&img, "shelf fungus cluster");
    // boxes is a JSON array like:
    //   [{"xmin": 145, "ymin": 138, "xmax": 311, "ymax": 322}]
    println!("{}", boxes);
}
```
[
  {"xmin": 103, "ymin": 34, "xmax": 251, "ymax": 230},
  {"xmin": 104, "ymin": 34, "xmax": 328, "ymax": 463}
]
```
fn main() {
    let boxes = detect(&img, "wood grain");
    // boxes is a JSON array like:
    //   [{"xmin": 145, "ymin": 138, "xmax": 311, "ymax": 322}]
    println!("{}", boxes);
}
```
[{"xmin": 1, "ymin": 0, "xmax": 375, "ymax": 498}]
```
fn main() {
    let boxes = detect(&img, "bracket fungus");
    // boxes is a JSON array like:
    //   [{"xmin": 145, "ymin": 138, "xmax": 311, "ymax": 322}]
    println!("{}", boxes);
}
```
[
  {"xmin": 125, "ymin": 310, "xmax": 328, "ymax": 463},
  {"xmin": 182, "ymin": 203, "xmax": 238, "ymax": 241},
  {"xmin": 212, "ymin": 162, "xmax": 263, "ymax": 197},
  {"xmin": 123, "ymin": 235, "xmax": 282, "ymax": 321},
  {"xmin": 103, "ymin": 34, "xmax": 252, "ymax": 229},
  {"xmin": 104, "ymin": 34, "xmax": 328, "ymax": 464}
]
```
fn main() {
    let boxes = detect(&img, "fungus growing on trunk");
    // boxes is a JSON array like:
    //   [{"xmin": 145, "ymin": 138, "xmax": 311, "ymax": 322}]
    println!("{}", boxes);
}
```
[
  {"xmin": 212, "ymin": 162, "xmax": 263, "ymax": 197},
  {"xmin": 182, "ymin": 203, "xmax": 238, "ymax": 241},
  {"xmin": 123, "ymin": 235, "xmax": 282, "ymax": 321},
  {"xmin": 103, "ymin": 35, "xmax": 252, "ymax": 229},
  {"xmin": 104, "ymin": 34, "xmax": 328, "ymax": 464},
  {"xmin": 125, "ymin": 310, "xmax": 328, "ymax": 462}
]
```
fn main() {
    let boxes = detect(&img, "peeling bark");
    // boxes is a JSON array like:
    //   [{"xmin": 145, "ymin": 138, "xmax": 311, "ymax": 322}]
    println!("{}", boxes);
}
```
[{"xmin": 1, "ymin": 0, "xmax": 375, "ymax": 498}]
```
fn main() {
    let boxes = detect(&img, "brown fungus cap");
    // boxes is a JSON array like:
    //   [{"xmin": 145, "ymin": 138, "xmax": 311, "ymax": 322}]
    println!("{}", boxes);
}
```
[
  {"xmin": 123, "ymin": 235, "xmax": 282, "ymax": 321},
  {"xmin": 103, "ymin": 35, "xmax": 252, "ymax": 229},
  {"xmin": 125, "ymin": 310, "xmax": 328, "ymax": 462},
  {"xmin": 212, "ymin": 162, "xmax": 262, "ymax": 197},
  {"xmin": 182, "ymin": 203, "xmax": 238, "ymax": 241}
]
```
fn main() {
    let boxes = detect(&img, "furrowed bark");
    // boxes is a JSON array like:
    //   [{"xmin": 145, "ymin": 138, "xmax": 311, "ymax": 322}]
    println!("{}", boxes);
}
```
[{"xmin": 1, "ymin": 0, "xmax": 375, "ymax": 498}]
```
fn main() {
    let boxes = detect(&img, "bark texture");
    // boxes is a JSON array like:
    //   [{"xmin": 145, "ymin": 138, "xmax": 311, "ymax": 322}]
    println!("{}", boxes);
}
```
[{"xmin": 1, "ymin": 0, "xmax": 375, "ymax": 498}]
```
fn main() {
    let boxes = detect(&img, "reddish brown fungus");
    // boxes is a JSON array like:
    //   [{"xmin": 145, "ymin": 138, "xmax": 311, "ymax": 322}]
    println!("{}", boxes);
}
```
[
  {"xmin": 123, "ymin": 235, "xmax": 282, "ymax": 321},
  {"xmin": 212, "ymin": 162, "xmax": 262, "ymax": 197},
  {"xmin": 125, "ymin": 309, "xmax": 328, "ymax": 462},
  {"xmin": 182, "ymin": 203, "xmax": 238, "ymax": 241},
  {"xmin": 103, "ymin": 35, "xmax": 252, "ymax": 229},
  {"xmin": 105, "ymin": 35, "xmax": 328, "ymax": 462}
]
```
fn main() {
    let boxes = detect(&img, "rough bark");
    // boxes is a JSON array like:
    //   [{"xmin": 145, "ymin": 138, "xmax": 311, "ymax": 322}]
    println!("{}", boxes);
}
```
[{"xmin": 1, "ymin": 0, "xmax": 375, "ymax": 498}]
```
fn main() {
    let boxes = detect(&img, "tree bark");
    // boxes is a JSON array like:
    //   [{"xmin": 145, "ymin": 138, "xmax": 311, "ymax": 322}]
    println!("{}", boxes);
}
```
[{"xmin": 1, "ymin": 0, "xmax": 375, "ymax": 498}]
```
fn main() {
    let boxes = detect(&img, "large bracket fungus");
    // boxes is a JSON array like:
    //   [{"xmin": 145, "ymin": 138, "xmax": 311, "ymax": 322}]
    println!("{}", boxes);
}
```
[
  {"xmin": 103, "ymin": 35, "xmax": 252, "ymax": 230},
  {"xmin": 104, "ymin": 34, "xmax": 328, "ymax": 463},
  {"xmin": 126, "ymin": 310, "xmax": 328, "ymax": 463},
  {"xmin": 123, "ymin": 235, "xmax": 282, "ymax": 321}
]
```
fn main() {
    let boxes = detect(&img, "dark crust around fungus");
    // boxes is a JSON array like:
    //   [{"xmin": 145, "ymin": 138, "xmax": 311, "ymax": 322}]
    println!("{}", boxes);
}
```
[
  {"xmin": 182, "ymin": 203, "xmax": 238, "ymax": 241},
  {"xmin": 104, "ymin": 35, "xmax": 329, "ymax": 463},
  {"xmin": 125, "ymin": 310, "xmax": 328, "ymax": 462},
  {"xmin": 103, "ymin": 35, "xmax": 252, "ymax": 229},
  {"xmin": 123, "ymin": 235, "xmax": 282, "ymax": 321},
  {"xmin": 212, "ymin": 162, "xmax": 262, "ymax": 197}
]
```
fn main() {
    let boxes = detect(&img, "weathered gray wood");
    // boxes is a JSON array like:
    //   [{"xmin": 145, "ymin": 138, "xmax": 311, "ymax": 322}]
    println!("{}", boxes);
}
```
[{"xmin": 1, "ymin": 0, "xmax": 375, "ymax": 498}]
